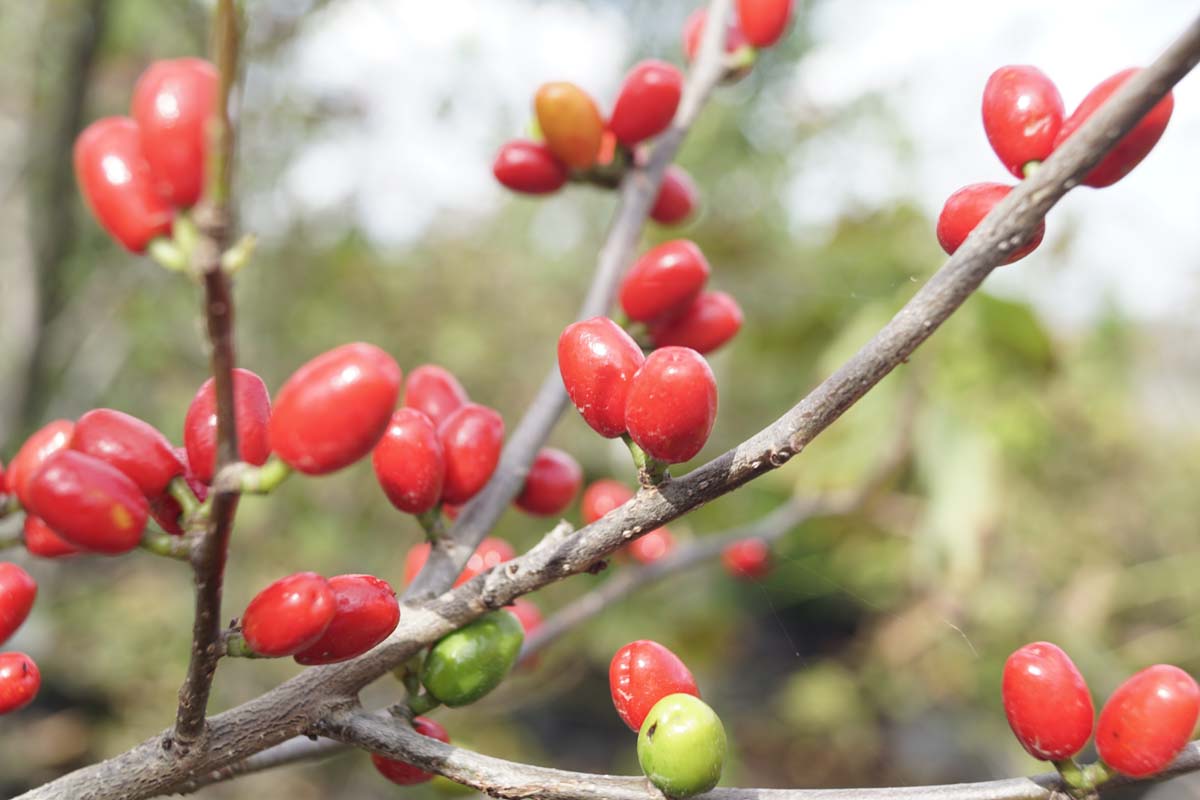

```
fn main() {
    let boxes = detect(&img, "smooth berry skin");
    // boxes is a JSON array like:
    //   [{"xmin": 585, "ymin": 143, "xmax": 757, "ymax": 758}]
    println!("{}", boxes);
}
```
[
  {"xmin": 736, "ymin": 0, "xmax": 794, "ymax": 48},
  {"xmin": 438, "ymin": 404, "xmax": 504, "ymax": 505},
  {"xmin": 241, "ymin": 572, "xmax": 336, "ymax": 658},
  {"xmin": 422, "ymin": 610, "xmax": 525, "ymax": 707},
  {"xmin": 71, "ymin": 408, "xmax": 183, "ymax": 500},
  {"xmin": 558, "ymin": 317, "xmax": 646, "ymax": 439},
  {"xmin": 493, "ymin": 140, "xmax": 568, "ymax": 195},
  {"xmin": 0, "ymin": 459, "xmax": 6, "ymax": 494},
  {"xmin": 0, "ymin": 652, "xmax": 40, "ymax": 715},
  {"xmin": 294, "ymin": 575, "xmax": 400, "ymax": 665},
  {"xmin": 74, "ymin": 117, "xmax": 173, "ymax": 253},
  {"xmin": 650, "ymin": 291, "xmax": 743, "ymax": 355},
  {"xmin": 651, "ymin": 166, "xmax": 699, "ymax": 226},
  {"xmin": 8, "ymin": 420, "xmax": 74, "ymax": 509},
  {"xmin": 609, "ymin": 60, "xmax": 684, "ymax": 148},
  {"xmin": 371, "ymin": 717, "xmax": 450, "ymax": 785},
  {"xmin": 625, "ymin": 347, "xmax": 718, "ymax": 464},
  {"xmin": 0, "ymin": 564, "xmax": 37, "ymax": 646},
  {"xmin": 936, "ymin": 183, "xmax": 1044, "ymax": 263},
  {"xmin": 722, "ymin": 538, "xmax": 770, "ymax": 579},
  {"xmin": 1054, "ymin": 68, "xmax": 1174, "ymax": 188},
  {"xmin": 1002, "ymin": 642, "xmax": 1094, "ymax": 761},
  {"xmin": 27, "ymin": 451, "xmax": 148, "ymax": 555},
  {"xmin": 637, "ymin": 693, "xmax": 727, "ymax": 798},
  {"xmin": 23, "ymin": 516, "xmax": 81, "ymax": 559},
  {"xmin": 627, "ymin": 528, "xmax": 674, "ymax": 565},
  {"xmin": 620, "ymin": 240, "xmax": 711, "ymax": 324},
  {"xmin": 1097, "ymin": 664, "xmax": 1200, "ymax": 777},
  {"xmin": 515, "ymin": 447, "xmax": 583, "ymax": 516},
  {"xmin": 269, "ymin": 343, "xmax": 402, "ymax": 475},
  {"xmin": 610, "ymin": 640, "xmax": 700, "ymax": 732},
  {"xmin": 982, "ymin": 66, "xmax": 1064, "ymax": 178},
  {"xmin": 130, "ymin": 58, "xmax": 219, "ymax": 208},
  {"xmin": 184, "ymin": 368, "xmax": 273, "ymax": 484},
  {"xmin": 581, "ymin": 479, "xmax": 635, "ymax": 524},
  {"xmin": 535, "ymin": 82, "xmax": 605, "ymax": 170},
  {"xmin": 373, "ymin": 409, "xmax": 445, "ymax": 515},
  {"xmin": 404, "ymin": 537, "xmax": 516, "ymax": 587},
  {"xmin": 404, "ymin": 365, "xmax": 470, "ymax": 427},
  {"xmin": 683, "ymin": 9, "xmax": 749, "ymax": 64}
]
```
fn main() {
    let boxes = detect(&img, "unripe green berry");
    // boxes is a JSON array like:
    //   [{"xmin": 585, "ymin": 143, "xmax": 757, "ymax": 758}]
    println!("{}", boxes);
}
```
[
  {"xmin": 421, "ymin": 610, "xmax": 524, "ymax": 707},
  {"xmin": 636, "ymin": 693, "xmax": 726, "ymax": 797}
]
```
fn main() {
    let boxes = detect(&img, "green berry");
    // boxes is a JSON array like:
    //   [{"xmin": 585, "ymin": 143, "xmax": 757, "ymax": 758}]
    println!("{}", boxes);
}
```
[
  {"xmin": 636, "ymin": 693, "xmax": 726, "ymax": 797},
  {"xmin": 421, "ymin": 610, "xmax": 524, "ymax": 707}
]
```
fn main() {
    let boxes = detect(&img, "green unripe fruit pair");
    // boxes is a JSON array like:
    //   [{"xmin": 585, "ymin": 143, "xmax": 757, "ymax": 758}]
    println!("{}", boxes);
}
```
[
  {"xmin": 637, "ymin": 693, "xmax": 726, "ymax": 797},
  {"xmin": 422, "ymin": 610, "xmax": 525, "ymax": 707}
]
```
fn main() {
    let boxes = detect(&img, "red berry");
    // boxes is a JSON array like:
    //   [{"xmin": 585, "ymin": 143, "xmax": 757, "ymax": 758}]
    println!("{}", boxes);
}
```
[
  {"xmin": 627, "ymin": 528, "xmax": 674, "ymax": 564},
  {"xmin": 558, "ymin": 317, "xmax": 646, "ymax": 439},
  {"xmin": 269, "ymin": 343, "xmax": 402, "ymax": 475},
  {"xmin": 71, "ymin": 408, "xmax": 183, "ymax": 499},
  {"xmin": 1097, "ymin": 664, "xmax": 1200, "ymax": 777},
  {"xmin": 609, "ymin": 640, "xmax": 700, "ymax": 731},
  {"xmin": 373, "ymin": 409, "xmax": 445, "ymax": 515},
  {"xmin": 438, "ymin": 404, "xmax": 504, "ymax": 505},
  {"xmin": 0, "ymin": 458, "xmax": 6, "ymax": 495},
  {"xmin": 0, "ymin": 564, "xmax": 37, "ymax": 646},
  {"xmin": 619, "ymin": 240, "xmax": 711, "ymax": 324},
  {"xmin": 649, "ymin": 290, "xmax": 743, "ymax": 355},
  {"xmin": 23, "ymin": 516, "xmax": 81, "ymax": 559},
  {"xmin": 8, "ymin": 420, "xmax": 74, "ymax": 509},
  {"xmin": 442, "ymin": 503, "xmax": 462, "ymax": 520},
  {"xmin": 241, "ymin": 572, "xmax": 336, "ymax": 658},
  {"xmin": 404, "ymin": 365, "xmax": 470, "ymax": 427},
  {"xmin": 625, "ymin": 347, "xmax": 718, "ymax": 464},
  {"xmin": 1002, "ymin": 642, "xmax": 1094, "ymax": 761},
  {"xmin": 609, "ymin": 60, "xmax": 684, "ymax": 148},
  {"xmin": 736, "ymin": 0, "xmax": 794, "ymax": 48},
  {"xmin": 493, "ymin": 140, "xmax": 568, "ymax": 195},
  {"xmin": 0, "ymin": 652, "xmax": 40, "ymax": 715},
  {"xmin": 371, "ymin": 717, "xmax": 451, "ymax": 785},
  {"xmin": 26, "ymin": 451, "xmax": 148, "ymax": 555},
  {"xmin": 73, "ymin": 117, "xmax": 173, "ymax": 253},
  {"xmin": 403, "ymin": 536, "xmax": 515, "ymax": 587},
  {"xmin": 130, "ymin": 58, "xmax": 219, "ymax": 209},
  {"xmin": 722, "ymin": 538, "xmax": 770, "ymax": 579},
  {"xmin": 184, "ymin": 368, "xmax": 273, "ymax": 483},
  {"xmin": 515, "ymin": 447, "xmax": 583, "ymax": 516},
  {"xmin": 294, "ymin": 574, "xmax": 400, "ymax": 665},
  {"xmin": 683, "ymin": 8, "xmax": 749, "ymax": 64},
  {"xmin": 1054, "ymin": 68, "xmax": 1174, "ymax": 188},
  {"xmin": 982, "ymin": 65, "xmax": 1064, "ymax": 178},
  {"xmin": 581, "ymin": 479, "xmax": 635, "ymax": 524},
  {"xmin": 651, "ymin": 166, "xmax": 699, "ymax": 226},
  {"xmin": 534, "ymin": 82, "xmax": 605, "ymax": 170},
  {"xmin": 936, "ymin": 182, "xmax": 1044, "ymax": 263}
]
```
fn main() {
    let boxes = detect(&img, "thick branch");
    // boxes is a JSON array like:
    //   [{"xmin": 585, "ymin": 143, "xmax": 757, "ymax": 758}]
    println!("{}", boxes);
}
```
[{"xmin": 171, "ymin": 736, "xmax": 346, "ymax": 794}]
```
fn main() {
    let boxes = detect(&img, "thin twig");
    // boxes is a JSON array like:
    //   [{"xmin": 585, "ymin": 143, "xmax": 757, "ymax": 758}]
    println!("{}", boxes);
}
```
[{"xmin": 172, "ymin": 736, "xmax": 347, "ymax": 794}]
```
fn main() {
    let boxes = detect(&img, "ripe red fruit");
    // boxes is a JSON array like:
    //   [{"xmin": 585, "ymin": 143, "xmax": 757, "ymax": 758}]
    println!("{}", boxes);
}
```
[
  {"xmin": 0, "ymin": 564, "xmax": 37, "ymax": 646},
  {"xmin": 534, "ymin": 82, "xmax": 605, "ymax": 170},
  {"xmin": 683, "ymin": 8, "xmax": 749, "ymax": 64},
  {"xmin": 625, "ymin": 347, "xmax": 718, "ymax": 464},
  {"xmin": 74, "ymin": 117, "xmax": 173, "ymax": 253},
  {"xmin": 627, "ymin": 528, "xmax": 674, "ymax": 564},
  {"xmin": 1096, "ymin": 664, "xmax": 1200, "ymax": 777},
  {"xmin": 0, "ymin": 652, "xmax": 40, "ymax": 714},
  {"xmin": 558, "ymin": 317, "xmax": 646, "ymax": 439},
  {"xmin": 294, "ymin": 575, "xmax": 400, "ymax": 665},
  {"xmin": 71, "ymin": 408, "xmax": 183, "ymax": 499},
  {"xmin": 404, "ymin": 365, "xmax": 470, "ymax": 427},
  {"xmin": 373, "ymin": 409, "xmax": 445, "ymax": 515},
  {"xmin": 26, "ymin": 451, "xmax": 148, "ymax": 555},
  {"xmin": 650, "ymin": 290, "xmax": 743, "ymax": 355},
  {"xmin": 982, "ymin": 66, "xmax": 1064, "ymax": 178},
  {"xmin": 241, "ymin": 572, "xmax": 336, "ymax": 658},
  {"xmin": 651, "ymin": 166, "xmax": 699, "ymax": 226},
  {"xmin": 184, "ymin": 368, "xmax": 273, "ymax": 483},
  {"xmin": 936, "ymin": 183, "xmax": 1044, "ymax": 263},
  {"xmin": 403, "ymin": 536, "xmax": 516, "ymax": 587},
  {"xmin": 736, "ymin": 0, "xmax": 794, "ymax": 48},
  {"xmin": 515, "ymin": 447, "xmax": 583, "ymax": 516},
  {"xmin": 371, "ymin": 717, "xmax": 451, "ymax": 785},
  {"xmin": 130, "ymin": 58, "xmax": 219, "ymax": 208},
  {"xmin": 609, "ymin": 640, "xmax": 700, "ymax": 731},
  {"xmin": 269, "ymin": 343, "xmax": 402, "ymax": 475},
  {"xmin": 23, "ymin": 516, "xmax": 81, "ymax": 559},
  {"xmin": 438, "ymin": 404, "xmax": 504, "ymax": 505},
  {"xmin": 0, "ymin": 459, "xmax": 5, "ymax": 495},
  {"xmin": 1002, "ymin": 642, "xmax": 1094, "ymax": 761},
  {"xmin": 8, "ymin": 420, "xmax": 75, "ymax": 509},
  {"xmin": 619, "ymin": 240, "xmax": 711, "ymax": 324},
  {"xmin": 1054, "ymin": 68, "xmax": 1174, "ymax": 188},
  {"xmin": 609, "ymin": 60, "xmax": 684, "ymax": 147},
  {"xmin": 581, "ymin": 479, "xmax": 635, "ymax": 524},
  {"xmin": 722, "ymin": 538, "xmax": 770, "ymax": 579},
  {"xmin": 493, "ymin": 140, "xmax": 569, "ymax": 195}
]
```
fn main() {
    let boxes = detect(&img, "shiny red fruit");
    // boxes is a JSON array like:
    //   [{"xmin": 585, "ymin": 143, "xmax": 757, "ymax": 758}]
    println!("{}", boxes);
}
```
[
  {"xmin": 131, "ymin": 57, "xmax": 219, "ymax": 208},
  {"xmin": 736, "ymin": 0, "xmax": 794, "ymax": 48},
  {"xmin": 722, "ymin": 538, "xmax": 770, "ymax": 579},
  {"xmin": 241, "ymin": 572, "xmax": 336, "ymax": 658},
  {"xmin": 683, "ymin": 8, "xmax": 749, "ymax": 64},
  {"xmin": 71, "ymin": 408, "xmax": 183, "ymax": 499},
  {"xmin": 651, "ymin": 166, "xmax": 699, "ymax": 226},
  {"xmin": 620, "ymin": 240, "xmax": 711, "ymax": 324},
  {"xmin": 0, "ymin": 652, "xmax": 40, "ymax": 714},
  {"xmin": 371, "ymin": 717, "xmax": 451, "ymax": 785},
  {"xmin": 609, "ymin": 60, "xmax": 684, "ymax": 147},
  {"xmin": 1002, "ymin": 642, "xmax": 1094, "ymax": 761},
  {"xmin": 493, "ymin": 140, "xmax": 569, "ymax": 195},
  {"xmin": 26, "ymin": 451, "xmax": 148, "ymax": 555},
  {"xmin": 438, "ymin": 404, "xmax": 504, "ymax": 505},
  {"xmin": 8, "ymin": 420, "xmax": 74, "ymax": 509},
  {"xmin": 184, "ymin": 368, "xmax": 273, "ymax": 483},
  {"xmin": 373, "ymin": 409, "xmax": 445, "ymax": 514},
  {"xmin": 627, "ymin": 528, "xmax": 674, "ymax": 564},
  {"xmin": 23, "ymin": 516, "xmax": 81, "ymax": 559},
  {"xmin": 535, "ymin": 82, "xmax": 605, "ymax": 170},
  {"xmin": 0, "ymin": 459, "xmax": 5, "ymax": 494},
  {"xmin": 936, "ymin": 183, "xmax": 1044, "ymax": 263},
  {"xmin": 581, "ymin": 479, "xmax": 635, "ymax": 524},
  {"xmin": 404, "ymin": 365, "xmax": 470, "ymax": 427},
  {"xmin": 650, "ymin": 290, "xmax": 743, "ymax": 354},
  {"xmin": 982, "ymin": 65, "xmax": 1064, "ymax": 178},
  {"xmin": 294, "ymin": 574, "xmax": 400, "ymax": 665},
  {"xmin": 1054, "ymin": 68, "xmax": 1174, "ymax": 188},
  {"xmin": 558, "ymin": 317, "xmax": 646, "ymax": 439},
  {"xmin": 625, "ymin": 347, "xmax": 718, "ymax": 464},
  {"xmin": 609, "ymin": 640, "xmax": 700, "ymax": 731},
  {"xmin": 403, "ymin": 536, "xmax": 516, "ymax": 587},
  {"xmin": 1097, "ymin": 664, "xmax": 1200, "ymax": 777},
  {"xmin": 269, "ymin": 343, "xmax": 402, "ymax": 475},
  {"xmin": 515, "ymin": 447, "xmax": 583, "ymax": 516},
  {"xmin": 0, "ymin": 564, "xmax": 37, "ymax": 646},
  {"xmin": 73, "ymin": 117, "xmax": 173, "ymax": 253}
]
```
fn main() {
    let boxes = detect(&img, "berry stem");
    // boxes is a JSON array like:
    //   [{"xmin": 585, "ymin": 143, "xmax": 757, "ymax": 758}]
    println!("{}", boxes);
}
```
[
  {"xmin": 146, "ymin": 237, "xmax": 189, "ymax": 273},
  {"xmin": 236, "ymin": 457, "xmax": 293, "ymax": 494},
  {"xmin": 406, "ymin": 691, "xmax": 441, "ymax": 717},
  {"xmin": 624, "ymin": 434, "xmax": 669, "ymax": 487},
  {"xmin": 168, "ymin": 476, "xmax": 202, "ymax": 520},
  {"xmin": 1022, "ymin": 160, "xmax": 1042, "ymax": 179},
  {"xmin": 139, "ymin": 529, "xmax": 194, "ymax": 561},
  {"xmin": 416, "ymin": 508, "xmax": 447, "ymax": 541},
  {"xmin": 221, "ymin": 233, "xmax": 257, "ymax": 274},
  {"xmin": 222, "ymin": 632, "xmax": 267, "ymax": 659}
]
